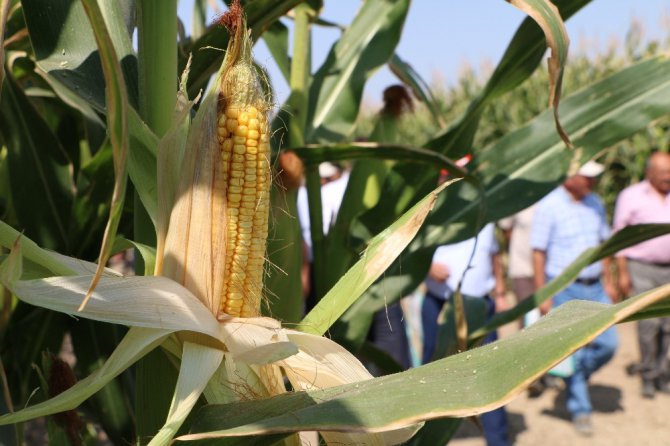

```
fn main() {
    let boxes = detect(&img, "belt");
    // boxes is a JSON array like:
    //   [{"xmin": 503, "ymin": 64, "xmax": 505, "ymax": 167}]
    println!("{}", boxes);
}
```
[{"xmin": 575, "ymin": 277, "xmax": 600, "ymax": 286}]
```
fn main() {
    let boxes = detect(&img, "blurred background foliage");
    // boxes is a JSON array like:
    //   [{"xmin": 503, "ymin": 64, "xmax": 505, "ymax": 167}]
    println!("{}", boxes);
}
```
[{"xmin": 355, "ymin": 19, "xmax": 670, "ymax": 216}]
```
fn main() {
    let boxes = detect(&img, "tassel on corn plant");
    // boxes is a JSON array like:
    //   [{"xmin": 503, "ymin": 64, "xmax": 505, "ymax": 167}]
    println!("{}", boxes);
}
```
[{"xmin": 0, "ymin": 2, "xmax": 429, "ymax": 445}]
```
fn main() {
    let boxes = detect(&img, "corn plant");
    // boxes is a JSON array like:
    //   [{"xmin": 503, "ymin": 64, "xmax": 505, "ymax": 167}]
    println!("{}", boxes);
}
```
[{"xmin": 0, "ymin": 1, "xmax": 670, "ymax": 445}]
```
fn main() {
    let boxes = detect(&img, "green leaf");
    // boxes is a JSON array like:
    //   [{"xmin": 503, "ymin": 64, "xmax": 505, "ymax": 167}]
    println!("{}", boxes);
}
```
[
  {"xmin": 111, "ymin": 237, "xmax": 156, "ymax": 276},
  {"xmin": 78, "ymin": 0, "xmax": 130, "ymax": 310},
  {"xmin": 70, "ymin": 320, "xmax": 134, "ymax": 445},
  {"xmin": 180, "ymin": 283, "xmax": 670, "ymax": 439},
  {"xmin": 388, "ymin": 53, "xmax": 443, "ymax": 127},
  {"xmin": 0, "ymin": 327, "xmax": 169, "ymax": 425},
  {"xmin": 306, "ymin": 0, "xmax": 410, "ymax": 142},
  {"xmin": 296, "ymin": 180, "xmax": 456, "ymax": 335},
  {"xmin": 430, "ymin": 0, "xmax": 591, "ymax": 159},
  {"xmin": 127, "ymin": 108, "xmax": 159, "ymax": 224},
  {"xmin": 337, "ymin": 55, "xmax": 670, "ymax": 348},
  {"xmin": 21, "ymin": 0, "xmax": 138, "ymax": 112},
  {"xmin": 261, "ymin": 21, "xmax": 290, "ymax": 83},
  {"xmin": 478, "ymin": 224, "xmax": 670, "ymax": 338},
  {"xmin": 0, "ymin": 74, "xmax": 74, "ymax": 251},
  {"xmin": 69, "ymin": 144, "xmax": 115, "ymax": 259},
  {"xmin": 292, "ymin": 142, "xmax": 468, "ymax": 174},
  {"xmin": 0, "ymin": 0, "xmax": 11, "ymax": 100},
  {"xmin": 507, "ymin": 0, "xmax": 571, "ymax": 146},
  {"xmin": 264, "ymin": 188, "xmax": 304, "ymax": 324}
]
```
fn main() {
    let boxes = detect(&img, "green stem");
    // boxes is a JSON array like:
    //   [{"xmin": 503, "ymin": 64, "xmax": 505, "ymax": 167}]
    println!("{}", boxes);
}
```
[
  {"xmin": 135, "ymin": 1, "xmax": 177, "ymax": 443},
  {"xmin": 137, "ymin": 0, "xmax": 178, "ymax": 138}
]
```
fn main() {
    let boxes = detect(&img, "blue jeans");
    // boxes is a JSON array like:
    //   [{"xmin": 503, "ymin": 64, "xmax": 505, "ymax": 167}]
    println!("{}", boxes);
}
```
[
  {"xmin": 552, "ymin": 280, "xmax": 618, "ymax": 418},
  {"xmin": 422, "ymin": 293, "xmax": 509, "ymax": 446}
]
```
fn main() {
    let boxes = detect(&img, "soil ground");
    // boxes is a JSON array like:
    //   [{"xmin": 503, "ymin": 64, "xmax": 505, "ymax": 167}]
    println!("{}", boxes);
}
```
[{"xmin": 450, "ymin": 321, "xmax": 670, "ymax": 446}]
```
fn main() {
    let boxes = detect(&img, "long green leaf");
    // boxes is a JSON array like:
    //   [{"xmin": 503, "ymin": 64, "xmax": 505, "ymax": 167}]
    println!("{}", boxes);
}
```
[
  {"xmin": 305, "ymin": 0, "xmax": 409, "ymax": 143},
  {"xmin": 297, "ymin": 180, "xmax": 455, "ymax": 335},
  {"xmin": 70, "ymin": 320, "xmax": 133, "ymax": 445},
  {"xmin": 264, "ymin": 2, "xmax": 313, "ymax": 322},
  {"xmin": 292, "ymin": 142, "xmax": 468, "ymax": 174},
  {"xmin": 184, "ymin": 283, "xmax": 670, "ymax": 439},
  {"xmin": 507, "ymin": 0, "xmax": 571, "ymax": 146},
  {"xmin": 388, "ymin": 53, "xmax": 443, "ymax": 127},
  {"xmin": 429, "ymin": 0, "xmax": 591, "ymax": 159},
  {"xmin": 0, "ymin": 327, "xmax": 169, "ymax": 424},
  {"xmin": 261, "ymin": 21, "xmax": 290, "ymax": 83},
  {"xmin": 21, "ymin": 0, "xmax": 138, "ymax": 112},
  {"xmin": 0, "ymin": 0, "xmax": 11, "ymax": 99},
  {"xmin": 478, "ymin": 224, "xmax": 670, "ymax": 337},
  {"xmin": 0, "ymin": 74, "xmax": 74, "ymax": 251},
  {"xmin": 336, "ymin": 55, "xmax": 670, "ymax": 347},
  {"xmin": 78, "ymin": 0, "xmax": 130, "ymax": 310}
]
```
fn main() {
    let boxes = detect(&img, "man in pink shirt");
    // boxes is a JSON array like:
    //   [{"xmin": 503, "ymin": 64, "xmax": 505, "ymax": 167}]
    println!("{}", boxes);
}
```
[{"xmin": 613, "ymin": 151, "xmax": 670, "ymax": 398}]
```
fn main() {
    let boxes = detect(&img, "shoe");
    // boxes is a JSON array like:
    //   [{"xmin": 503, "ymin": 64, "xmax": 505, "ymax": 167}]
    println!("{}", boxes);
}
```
[
  {"xmin": 642, "ymin": 380, "xmax": 655, "ymax": 399},
  {"xmin": 573, "ymin": 414, "xmax": 593, "ymax": 436},
  {"xmin": 527, "ymin": 379, "xmax": 545, "ymax": 398}
]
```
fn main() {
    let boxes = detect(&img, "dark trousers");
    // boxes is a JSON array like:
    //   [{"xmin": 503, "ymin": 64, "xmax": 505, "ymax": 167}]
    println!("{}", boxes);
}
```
[
  {"xmin": 629, "ymin": 260, "xmax": 670, "ymax": 382},
  {"xmin": 422, "ymin": 292, "xmax": 510, "ymax": 446},
  {"xmin": 367, "ymin": 303, "xmax": 412, "ymax": 372}
]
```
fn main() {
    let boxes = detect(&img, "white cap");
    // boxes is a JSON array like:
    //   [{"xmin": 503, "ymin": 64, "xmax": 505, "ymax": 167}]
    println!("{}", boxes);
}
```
[
  {"xmin": 578, "ymin": 160, "xmax": 605, "ymax": 178},
  {"xmin": 318, "ymin": 162, "xmax": 339, "ymax": 178}
]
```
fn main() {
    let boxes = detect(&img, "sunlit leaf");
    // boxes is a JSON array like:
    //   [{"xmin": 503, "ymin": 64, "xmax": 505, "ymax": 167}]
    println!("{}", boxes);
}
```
[
  {"xmin": 507, "ymin": 0, "xmax": 571, "ymax": 148},
  {"xmin": 306, "ymin": 0, "xmax": 410, "ymax": 142},
  {"xmin": 181, "ymin": 283, "xmax": 670, "ymax": 440},
  {"xmin": 297, "ymin": 180, "xmax": 455, "ymax": 335},
  {"xmin": 78, "ymin": 0, "xmax": 130, "ymax": 310}
]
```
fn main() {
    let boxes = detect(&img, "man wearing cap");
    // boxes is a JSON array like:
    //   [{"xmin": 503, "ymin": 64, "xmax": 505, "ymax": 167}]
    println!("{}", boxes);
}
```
[
  {"xmin": 531, "ymin": 160, "xmax": 619, "ymax": 436},
  {"xmin": 613, "ymin": 151, "xmax": 670, "ymax": 398}
]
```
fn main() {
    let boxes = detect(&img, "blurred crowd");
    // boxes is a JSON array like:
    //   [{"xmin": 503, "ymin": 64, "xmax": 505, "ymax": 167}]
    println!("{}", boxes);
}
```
[{"xmin": 296, "ymin": 151, "xmax": 670, "ymax": 445}]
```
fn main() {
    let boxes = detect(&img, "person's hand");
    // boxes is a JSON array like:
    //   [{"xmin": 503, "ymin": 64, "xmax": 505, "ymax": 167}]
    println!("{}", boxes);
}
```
[
  {"xmin": 493, "ymin": 290, "xmax": 509, "ymax": 312},
  {"xmin": 539, "ymin": 299, "xmax": 553, "ymax": 315},
  {"xmin": 604, "ymin": 280, "xmax": 619, "ymax": 303},
  {"xmin": 618, "ymin": 271, "xmax": 631, "ymax": 299},
  {"xmin": 429, "ymin": 262, "xmax": 450, "ymax": 282}
]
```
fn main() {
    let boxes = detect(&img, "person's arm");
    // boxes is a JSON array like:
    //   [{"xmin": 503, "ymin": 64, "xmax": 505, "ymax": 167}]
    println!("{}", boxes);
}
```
[
  {"xmin": 616, "ymin": 256, "xmax": 631, "ymax": 298},
  {"xmin": 533, "ymin": 249, "xmax": 551, "ymax": 314},
  {"xmin": 301, "ymin": 241, "xmax": 311, "ymax": 299},
  {"xmin": 612, "ymin": 190, "xmax": 632, "ymax": 299},
  {"xmin": 602, "ymin": 256, "xmax": 618, "ymax": 302},
  {"xmin": 428, "ymin": 262, "xmax": 450, "ymax": 282},
  {"xmin": 492, "ymin": 252, "xmax": 508, "ymax": 312}
]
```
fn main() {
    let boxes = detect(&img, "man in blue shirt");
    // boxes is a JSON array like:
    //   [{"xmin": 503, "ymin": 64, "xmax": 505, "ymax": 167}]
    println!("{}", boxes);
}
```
[
  {"xmin": 423, "ymin": 223, "xmax": 509, "ymax": 446},
  {"xmin": 531, "ymin": 161, "xmax": 618, "ymax": 437}
]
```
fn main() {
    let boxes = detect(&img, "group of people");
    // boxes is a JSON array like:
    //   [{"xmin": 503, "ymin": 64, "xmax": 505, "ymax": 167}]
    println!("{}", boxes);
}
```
[
  {"xmin": 422, "ymin": 153, "xmax": 670, "ymax": 444},
  {"xmin": 297, "ymin": 152, "xmax": 670, "ymax": 445}
]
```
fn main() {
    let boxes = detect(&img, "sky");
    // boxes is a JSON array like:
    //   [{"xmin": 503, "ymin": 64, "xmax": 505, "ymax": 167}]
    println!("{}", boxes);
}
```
[{"xmin": 179, "ymin": 1, "xmax": 670, "ymax": 107}]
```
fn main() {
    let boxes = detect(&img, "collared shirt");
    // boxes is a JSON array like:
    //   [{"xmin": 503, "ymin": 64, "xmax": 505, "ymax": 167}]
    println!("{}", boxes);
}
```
[
  {"xmin": 613, "ymin": 180, "xmax": 670, "ymax": 263},
  {"xmin": 425, "ymin": 223, "xmax": 498, "ymax": 299},
  {"xmin": 531, "ymin": 186, "xmax": 610, "ymax": 279},
  {"xmin": 498, "ymin": 204, "xmax": 535, "ymax": 278}
]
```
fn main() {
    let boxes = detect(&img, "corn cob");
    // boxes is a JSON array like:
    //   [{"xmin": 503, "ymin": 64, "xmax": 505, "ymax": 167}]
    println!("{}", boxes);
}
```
[
  {"xmin": 215, "ymin": 3, "xmax": 271, "ymax": 318},
  {"xmin": 215, "ymin": 103, "xmax": 270, "ymax": 317}
]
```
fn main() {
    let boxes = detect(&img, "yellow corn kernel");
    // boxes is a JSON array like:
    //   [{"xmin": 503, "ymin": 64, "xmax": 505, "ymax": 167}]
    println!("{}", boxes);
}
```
[{"xmin": 217, "ymin": 101, "xmax": 271, "ymax": 318}]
